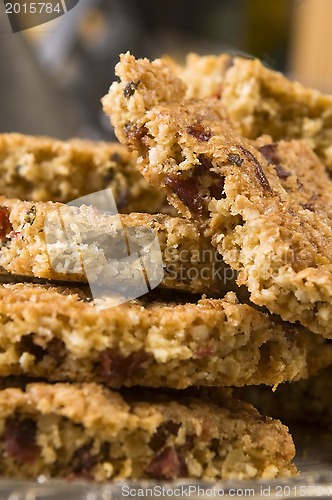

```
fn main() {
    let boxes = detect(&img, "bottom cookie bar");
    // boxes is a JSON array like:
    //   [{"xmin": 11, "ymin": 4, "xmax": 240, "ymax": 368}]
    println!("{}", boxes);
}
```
[
  {"xmin": 0, "ymin": 382, "xmax": 296, "ymax": 480},
  {"xmin": 237, "ymin": 366, "xmax": 332, "ymax": 427}
]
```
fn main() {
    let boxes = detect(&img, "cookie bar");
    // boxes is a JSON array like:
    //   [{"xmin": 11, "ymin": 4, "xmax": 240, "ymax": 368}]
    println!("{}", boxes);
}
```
[
  {"xmin": 0, "ymin": 196, "xmax": 227, "ymax": 295},
  {"xmin": 103, "ymin": 53, "xmax": 332, "ymax": 338},
  {"xmin": 180, "ymin": 53, "xmax": 332, "ymax": 170},
  {"xmin": 237, "ymin": 366, "xmax": 332, "ymax": 427},
  {"xmin": 255, "ymin": 137, "xmax": 332, "ymax": 225},
  {"xmin": 0, "ymin": 283, "xmax": 330, "ymax": 388},
  {"xmin": 0, "ymin": 382, "xmax": 296, "ymax": 480},
  {"xmin": 0, "ymin": 133, "xmax": 167, "ymax": 214}
]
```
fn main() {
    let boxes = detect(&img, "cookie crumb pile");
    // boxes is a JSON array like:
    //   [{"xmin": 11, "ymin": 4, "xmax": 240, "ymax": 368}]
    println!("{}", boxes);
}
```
[{"xmin": 1, "ymin": 52, "xmax": 332, "ymax": 481}]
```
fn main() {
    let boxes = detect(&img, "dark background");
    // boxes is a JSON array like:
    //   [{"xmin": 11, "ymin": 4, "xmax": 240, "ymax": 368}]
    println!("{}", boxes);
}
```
[{"xmin": 0, "ymin": 0, "xmax": 328, "ymax": 139}]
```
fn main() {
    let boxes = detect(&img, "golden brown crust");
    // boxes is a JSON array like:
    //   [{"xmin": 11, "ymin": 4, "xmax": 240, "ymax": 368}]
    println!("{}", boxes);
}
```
[
  {"xmin": 255, "ymin": 138, "xmax": 332, "ymax": 224},
  {"xmin": 180, "ymin": 53, "xmax": 332, "ymax": 170},
  {"xmin": 103, "ymin": 52, "xmax": 332, "ymax": 338},
  {"xmin": 0, "ymin": 283, "xmax": 329, "ymax": 388}
]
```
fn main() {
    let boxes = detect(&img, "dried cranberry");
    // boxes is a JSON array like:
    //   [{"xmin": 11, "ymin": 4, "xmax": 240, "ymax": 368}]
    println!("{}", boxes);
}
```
[
  {"xmin": 187, "ymin": 124, "xmax": 212, "ymax": 142},
  {"xmin": 0, "ymin": 207, "xmax": 13, "ymax": 241},
  {"xmin": 165, "ymin": 175, "xmax": 205, "ymax": 216},
  {"xmin": 259, "ymin": 144, "xmax": 281, "ymax": 166},
  {"xmin": 145, "ymin": 446, "xmax": 187, "ymax": 479},
  {"xmin": 259, "ymin": 144, "xmax": 291, "ymax": 180},
  {"xmin": 149, "ymin": 421, "xmax": 181, "ymax": 451},
  {"xmin": 4, "ymin": 417, "xmax": 39, "ymax": 464},
  {"xmin": 97, "ymin": 349, "xmax": 149, "ymax": 384},
  {"xmin": 274, "ymin": 164, "xmax": 291, "ymax": 180}
]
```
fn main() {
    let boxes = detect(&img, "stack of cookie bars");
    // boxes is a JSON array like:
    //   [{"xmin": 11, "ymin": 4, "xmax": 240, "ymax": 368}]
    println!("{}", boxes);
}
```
[{"xmin": 0, "ymin": 53, "xmax": 332, "ymax": 482}]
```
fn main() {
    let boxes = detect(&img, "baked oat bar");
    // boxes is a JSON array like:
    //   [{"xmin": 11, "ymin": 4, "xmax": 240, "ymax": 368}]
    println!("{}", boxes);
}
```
[
  {"xmin": 0, "ymin": 283, "xmax": 330, "ymax": 389},
  {"xmin": 254, "ymin": 137, "xmax": 332, "ymax": 225},
  {"xmin": 237, "ymin": 366, "xmax": 332, "ymax": 427},
  {"xmin": 0, "ymin": 382, "xmax": 296, "ymax": 480},
  {"xmin": 0, "ymin": 196, "xmax": 228, "ymax": 295},
  {"xmin": 103, "ymin": 53, "xmax": 332, "ymax": 338},
  {"xmin": 179, "ymin": 53, "xmax": 332, "ymax": 170},
  {"xmin": 0, "ymin": 133, "xmax": 168, "ymax": 214}
]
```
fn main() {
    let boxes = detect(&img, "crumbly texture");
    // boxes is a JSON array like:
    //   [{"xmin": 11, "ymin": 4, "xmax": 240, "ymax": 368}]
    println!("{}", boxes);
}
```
[
  {"xmin": 0, "ymin": 196, "xmax": 228, "ymax": 295},
  {"xmin": 254, "ymin": 137, "xmax": 332, "ymax": 225},
  {"xmin": 236, "ymin": 367, "xmax": 332, "ymax": 427},
  {"xmin": 0, "ymin": 283, "xmax": 330, "ymax": 388},
  {"xmin": 0, "ymin": 382, "xmax": 297, "ymax": 480},
  {"xmin": 0, "ymin": 133, "xmax": 168, "ymax": 214},
  {"xmin": 103, "ymin": 52, "xmax": 332, "ymax": 338},
  {"xmin": 179, "ymin": 53, "xmax": 332, "ymax": 170}
]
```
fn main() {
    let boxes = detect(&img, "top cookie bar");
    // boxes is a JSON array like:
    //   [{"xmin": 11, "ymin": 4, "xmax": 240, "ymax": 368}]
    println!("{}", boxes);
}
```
[
  {"xmin": 103, "ymin": 53, "xmax": 332, "ymax": 338},
  {"xmin": 179, "ymin": 53, "xmax": 332, "ymax": 171}
]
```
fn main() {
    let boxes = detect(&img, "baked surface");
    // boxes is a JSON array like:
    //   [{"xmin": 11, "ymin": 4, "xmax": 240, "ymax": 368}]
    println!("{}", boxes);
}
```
[
  {"xmin": 103, "ymin": 52, "xmax": 332, "ymax": 338},
  {"xmin": 0, "ymin": 196, "xmax": 227, "ymax": 295},
  {"xmin": 0, "ymin": 382, "xmax": 296, "ymax": 480},
  {"xmin": 179, "ymin": 53, "xmax": 332, "ymax": 170},
  {"xmin": 0, "ymin": 283, "xmax": 330, "ymax": 388},
  {"xmin": 0, "ymin": 133, "xmax": 167, "ymax": 214}
]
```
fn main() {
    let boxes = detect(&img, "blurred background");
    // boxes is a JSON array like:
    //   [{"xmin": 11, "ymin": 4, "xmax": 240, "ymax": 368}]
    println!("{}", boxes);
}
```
[{"xmin": 0, "ymin": 0, "xmax": 331, "ymax": 140}]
